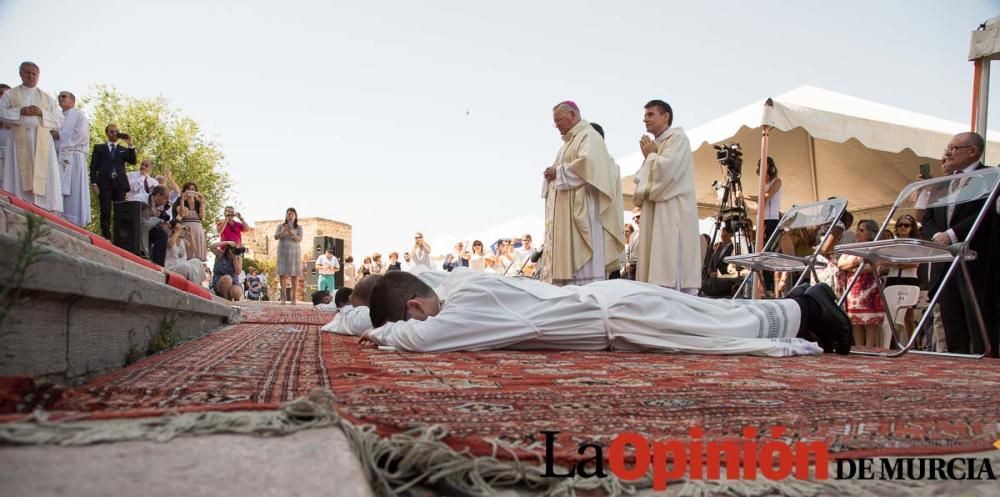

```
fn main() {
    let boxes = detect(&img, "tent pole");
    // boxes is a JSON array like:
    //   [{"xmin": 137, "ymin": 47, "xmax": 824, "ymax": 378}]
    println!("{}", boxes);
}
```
[
  {"xmin": 807, "ymin": 136, "xmax": 819, "ymax": 202},
  {"xmin": 753, "ymin": 99, "xmax": 774, "ymax": 299},
  {"xmin": 974, "ymin": 59, "xmax": 990, "ymax": 140},
  {"xmin": 971, "ymin": 58, "xmax": 982, "ymax": 130}
]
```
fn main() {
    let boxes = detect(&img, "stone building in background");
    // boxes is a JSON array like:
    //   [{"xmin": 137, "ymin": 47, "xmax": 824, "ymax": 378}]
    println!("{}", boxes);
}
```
[{"xmin": 246, "ymin": 217, "xmax": 352, "ymax": 299}]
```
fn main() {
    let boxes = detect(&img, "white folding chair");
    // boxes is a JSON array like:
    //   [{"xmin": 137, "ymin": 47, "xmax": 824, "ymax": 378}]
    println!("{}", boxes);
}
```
[
  {"xmin": 880, "ymin": 285, "xmax": 919, "ymax": 349},
  {"xmin": 725, "ymin": 198, "xmax": 848, "ymax": 299},
  {"xmin": 836, "ymin": 167, "xmax": 1000, "ymax": 358}
]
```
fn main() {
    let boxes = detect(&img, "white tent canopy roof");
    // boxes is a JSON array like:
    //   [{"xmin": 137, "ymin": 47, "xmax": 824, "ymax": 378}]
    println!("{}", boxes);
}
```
[{"xmin": 620, "ymin": 85, "xmax": 1000, "ymax": 177}]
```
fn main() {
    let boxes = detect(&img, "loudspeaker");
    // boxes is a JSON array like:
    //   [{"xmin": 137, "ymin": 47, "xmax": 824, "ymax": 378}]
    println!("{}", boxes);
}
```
[
  {"xmin": 112, "ymin": 200, "xmax": 144, "ymax": 256},
  {"xmin": 305, "ymin": 261, "xmax": 319, "ymax": 287},
  {"xmin": 313, "ymin": 236, "xmax": 329, "ymax": 258},
  {"xmin": 332, "ymin": 238, "xmax": 345, "ymax": 288}
]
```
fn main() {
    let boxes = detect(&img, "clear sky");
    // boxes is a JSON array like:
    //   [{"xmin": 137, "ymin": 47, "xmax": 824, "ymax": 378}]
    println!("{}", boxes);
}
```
[{"xmin": 1, "ymin": 0, "xmax": 997, "ymax": 258}]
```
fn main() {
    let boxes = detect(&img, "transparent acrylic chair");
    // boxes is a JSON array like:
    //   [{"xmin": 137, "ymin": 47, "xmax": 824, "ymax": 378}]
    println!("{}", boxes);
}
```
[
  {"xmin": 836, "ymin": 167, "xmax": 1000, "ymax": 358},
  {"xmin": 726, "ymin": 197, "xmax": 848, "ymax": 299}
]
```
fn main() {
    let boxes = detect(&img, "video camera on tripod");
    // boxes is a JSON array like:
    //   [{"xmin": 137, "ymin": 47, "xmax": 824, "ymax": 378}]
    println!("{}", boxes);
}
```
[
  {"xmin": 714, "ymin": 143, "xmax": 743, "ymax": 180},
  {"xmin": 702, "ymin": 142, "xmax": 752, "ymax": 295}
]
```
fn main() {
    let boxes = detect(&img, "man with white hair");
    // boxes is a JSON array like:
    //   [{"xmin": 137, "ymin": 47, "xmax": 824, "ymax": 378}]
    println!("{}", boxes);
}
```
[
  {"xmin": 52, "ymin": 91, "xmax": 91, "ymax": 226},
  {"xmin": 0, "ymin": 62, "xmax": 64, "ymax": 212},
  {"xmin": 921, "ymin": 131, "xmax": 999, "ymax": 356},
  {"xmin": 540, "ymin": 101, "xmax": 625, "ymax": 286}
]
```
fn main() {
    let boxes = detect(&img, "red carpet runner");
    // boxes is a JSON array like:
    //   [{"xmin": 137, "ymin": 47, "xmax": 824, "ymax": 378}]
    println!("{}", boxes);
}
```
[{"xmin": 3, "ymin": 305, "xmax": 998, "ymax": 464}]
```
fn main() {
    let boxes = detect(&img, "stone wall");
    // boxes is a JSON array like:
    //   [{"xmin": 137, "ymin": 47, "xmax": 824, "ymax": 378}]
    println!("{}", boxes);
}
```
[{"xmin": 246, "ymin": 217, "xmax": 352, "ymax": 264}]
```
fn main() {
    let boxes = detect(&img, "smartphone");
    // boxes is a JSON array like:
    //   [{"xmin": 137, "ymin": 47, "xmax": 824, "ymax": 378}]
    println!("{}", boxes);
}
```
[{"xmin": 919, "ymin": 163, "xmax": 931, "ymax": 179}]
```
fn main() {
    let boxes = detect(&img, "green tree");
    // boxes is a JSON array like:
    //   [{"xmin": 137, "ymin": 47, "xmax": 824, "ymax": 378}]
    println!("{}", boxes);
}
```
[{"xmin": 80, "ymin": 85, "xmax": 232, "ymax": 236}]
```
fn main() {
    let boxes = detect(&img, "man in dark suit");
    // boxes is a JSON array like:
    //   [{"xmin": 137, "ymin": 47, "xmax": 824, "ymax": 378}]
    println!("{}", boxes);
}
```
[
  {"xmin": 921, "ymin": 132, "xmax": 999, "ymax": 356},
  {"xmin": 90, "ymin": 124, "xmax": 136, "ymax": 238}
]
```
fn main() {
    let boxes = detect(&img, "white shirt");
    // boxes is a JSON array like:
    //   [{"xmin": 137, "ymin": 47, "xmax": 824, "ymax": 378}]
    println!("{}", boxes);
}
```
[
  {"xmin": 127, "ymin": 172, "xmax": 159, "ymax": 203},
  {"xmin": 315, "ymin": 254, "xmax": 341, "ymax": 275},
  {"xmin": 55, "ymin": 107, "xmax": 89, "ymax": 150},
  {"xmin": 321, "ymin": 305, "xmax": 372, "ymax": 335}
]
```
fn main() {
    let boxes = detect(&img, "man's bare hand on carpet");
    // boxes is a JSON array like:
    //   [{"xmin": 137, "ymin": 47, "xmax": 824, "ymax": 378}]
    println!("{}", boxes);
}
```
[{"xmin": 358, "ymin": 330, "xmax": 376, "ymax": 347}]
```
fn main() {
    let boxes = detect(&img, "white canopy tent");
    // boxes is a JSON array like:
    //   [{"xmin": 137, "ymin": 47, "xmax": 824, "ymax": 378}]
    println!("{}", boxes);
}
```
[{"xmin": 620, "ymin": 85, "xmax": 1000, "ymax": 222}]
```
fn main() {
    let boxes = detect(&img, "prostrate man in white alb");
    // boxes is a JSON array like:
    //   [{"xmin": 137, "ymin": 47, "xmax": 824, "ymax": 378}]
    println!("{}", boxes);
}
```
[
  {"xmin": 633, "ymin": 99, "xmax": 701, "ymax": 294},
  {"xmin": 363, "ymin": 270, "xmax": 851, "ymax": 357},
  {"xmin": 322, "ymin": 270, "xmax": 449, "ymax": 336},
  {"xmin": 0, "ymin": 62, "xmax": 64, "ymax": 213},
  {"xmin": 540, "ymin": 101, "xmax": 625, "ymax": 286},
  {"xmin": 52, "ymin": 91, "xmax": 91, "ymax": 227}
]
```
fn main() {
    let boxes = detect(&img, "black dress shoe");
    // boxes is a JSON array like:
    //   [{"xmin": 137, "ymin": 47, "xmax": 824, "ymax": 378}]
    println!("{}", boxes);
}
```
[
  {"xmin": 805, "ymin": 283, "xmax": 852, "ymax": 355},
  {"xmin": 787, "ymin": 283, "xmax": 809, "ymax": 300}
]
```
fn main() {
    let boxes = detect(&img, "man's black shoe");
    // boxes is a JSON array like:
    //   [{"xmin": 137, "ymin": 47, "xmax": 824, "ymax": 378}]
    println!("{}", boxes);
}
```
[
  {"xmin": 805, "ymin": 283, "xmax": 851, "ymax": 355},
  {"xmin": 787, "ymin": 283, "xmax": 809, "ymax": 300}
]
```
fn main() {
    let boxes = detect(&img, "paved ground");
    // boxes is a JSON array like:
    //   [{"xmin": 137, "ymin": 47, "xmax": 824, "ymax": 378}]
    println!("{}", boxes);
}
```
[{"xmin": 0, "ymin": 427, "xmax": 373, "ymax": 497}]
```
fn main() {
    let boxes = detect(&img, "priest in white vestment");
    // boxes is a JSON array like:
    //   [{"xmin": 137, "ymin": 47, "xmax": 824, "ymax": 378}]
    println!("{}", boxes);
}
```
[
  {"xmin": 633, "ymin": 100, "xmax": 701, "ymax": 294},
  {"xmin": 52, "ymin": 91, "xmax": 91, "ymax": 227},
  {"xmin": 0, "ymin": 84, "xmax": 11, "ymax": 191},
  {"xmin": 364, "ymin": 270, "xmax": 852, "ymax": 356},
  {"xmin": 0, "ymin": 62, "xmax": 63, "ymax": 212},
  {"xmin": 540, "ymin": 101, "xmax": 625, "ymax": 286}
]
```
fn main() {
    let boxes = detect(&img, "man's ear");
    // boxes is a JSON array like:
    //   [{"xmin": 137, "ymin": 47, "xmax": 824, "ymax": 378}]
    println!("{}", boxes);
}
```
[{"xmin": 405, "ymin": 298, "xmax": 424, "ymax": 319}]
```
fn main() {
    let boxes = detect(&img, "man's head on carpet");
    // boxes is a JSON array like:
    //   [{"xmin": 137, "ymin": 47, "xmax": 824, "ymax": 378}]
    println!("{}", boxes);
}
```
[
  {"xmin": 311, "ymin": 290, "xmax": 332, "ymax": 306},
  {"xmin": 369, "ymin": 272, "xmax": 440, "ymax": 327},
  {"xmin": 351, "ymin": 275, "xmax": 383, "ymax": 308},
  {"xmin": 334, "ymin": 287, "xmax": 353, "ymax": 308}
]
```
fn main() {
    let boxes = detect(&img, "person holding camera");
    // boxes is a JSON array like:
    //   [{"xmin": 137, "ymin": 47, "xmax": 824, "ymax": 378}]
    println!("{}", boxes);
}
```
[
  {"xmin": 209, "ymin": 240, "xmax": 244, "ymax": 301},
  {"xmin": 174, "ymin": 182, "xmax": 206, "ymax": 260},
  {"xmin": 216, "ymin": 205, "xmax": 252, "ymax": 278},
  {"xmin": 632, "ymin": 99, "xmax": 701, "ymax": 295},
  {"xmin": 274, "ymin": 207, "xmax": 303, "ymax": 304},
  {"xmin": 411, "ymin": 232, "xmax": 432, "ymax": 269},
  {"xmin": 90, "ymin": 123, "xmax": 136, "ymax": 239},
  {"xmin": 142, "ymin": 185, "xmax": 171, "ymax": 266},
  {"xmin": 165, "ymin": 219, "xmax": 205, "ymax": 284}
]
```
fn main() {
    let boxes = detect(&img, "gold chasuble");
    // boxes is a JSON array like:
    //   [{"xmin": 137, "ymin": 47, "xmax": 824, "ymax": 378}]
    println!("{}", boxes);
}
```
[
  {"xmin": 8, "ymin": 86, "xmax": 56, "ymax": 195},
  {"xmin": 542, "ymin": 120, "xmax": 625, "ymax": 283}
]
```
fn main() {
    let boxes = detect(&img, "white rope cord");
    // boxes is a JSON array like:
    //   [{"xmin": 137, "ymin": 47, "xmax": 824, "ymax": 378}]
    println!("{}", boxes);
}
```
[{"xmin": 1, "ymin": 388, "xmax": 996, "ymax": 497}]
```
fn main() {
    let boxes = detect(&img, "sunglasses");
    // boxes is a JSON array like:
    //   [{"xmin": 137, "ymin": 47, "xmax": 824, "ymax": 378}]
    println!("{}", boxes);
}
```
[{"xmin": 896, "ymin": 223, "xmax": 912, "ymax": 228}]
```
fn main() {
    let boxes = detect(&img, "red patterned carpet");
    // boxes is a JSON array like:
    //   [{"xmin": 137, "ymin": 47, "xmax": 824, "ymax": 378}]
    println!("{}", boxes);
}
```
[{"xmin": 3, "ymin": 305, "xmax": 999, "ymax": 464}]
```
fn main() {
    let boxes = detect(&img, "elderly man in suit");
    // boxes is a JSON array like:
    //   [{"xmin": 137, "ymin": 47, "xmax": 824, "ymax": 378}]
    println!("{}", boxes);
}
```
[
  {"xmin": 90, "ymin": 123, "xmax": 136, "ymax": 238},
  {"xmin": 921, "ymin": 132, "xmax": 999, "ymax": 356}
]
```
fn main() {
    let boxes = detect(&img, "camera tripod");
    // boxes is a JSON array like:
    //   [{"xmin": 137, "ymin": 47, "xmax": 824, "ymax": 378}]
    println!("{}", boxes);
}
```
[{"xmin": 703, "ymin": 174, "xmax": 754, "ymax": 282}]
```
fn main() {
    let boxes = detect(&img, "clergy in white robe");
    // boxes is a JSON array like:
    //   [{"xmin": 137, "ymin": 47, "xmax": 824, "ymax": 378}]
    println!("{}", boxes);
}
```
[
  {"xmin": 321, "ymin": 305, "xmax": 373, "ymax": 336},
  {"xmin": 0, "ymin": 124, "xmax": 10, "ymax": 192},
  {"xmin": 366, "ymin": 270, "xmax": 822, "ymax": 356},
  {"xmin": 633, "ymin": 100, "xmax": 701, "ymax": 294},
  {"xmin": 0, "ymin": 84, "xmax": 10, "ymax": 190},
  {"xmin": 0, "ymin": 63, "xmax": 63, "ymax": 212},
  {"xmin": 540, "ymin": 102, "xmax": 625, "ymax": 286},
  {"xmin": 53, "ymin": 91, "xmax": 91, "ymax": 227}
]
